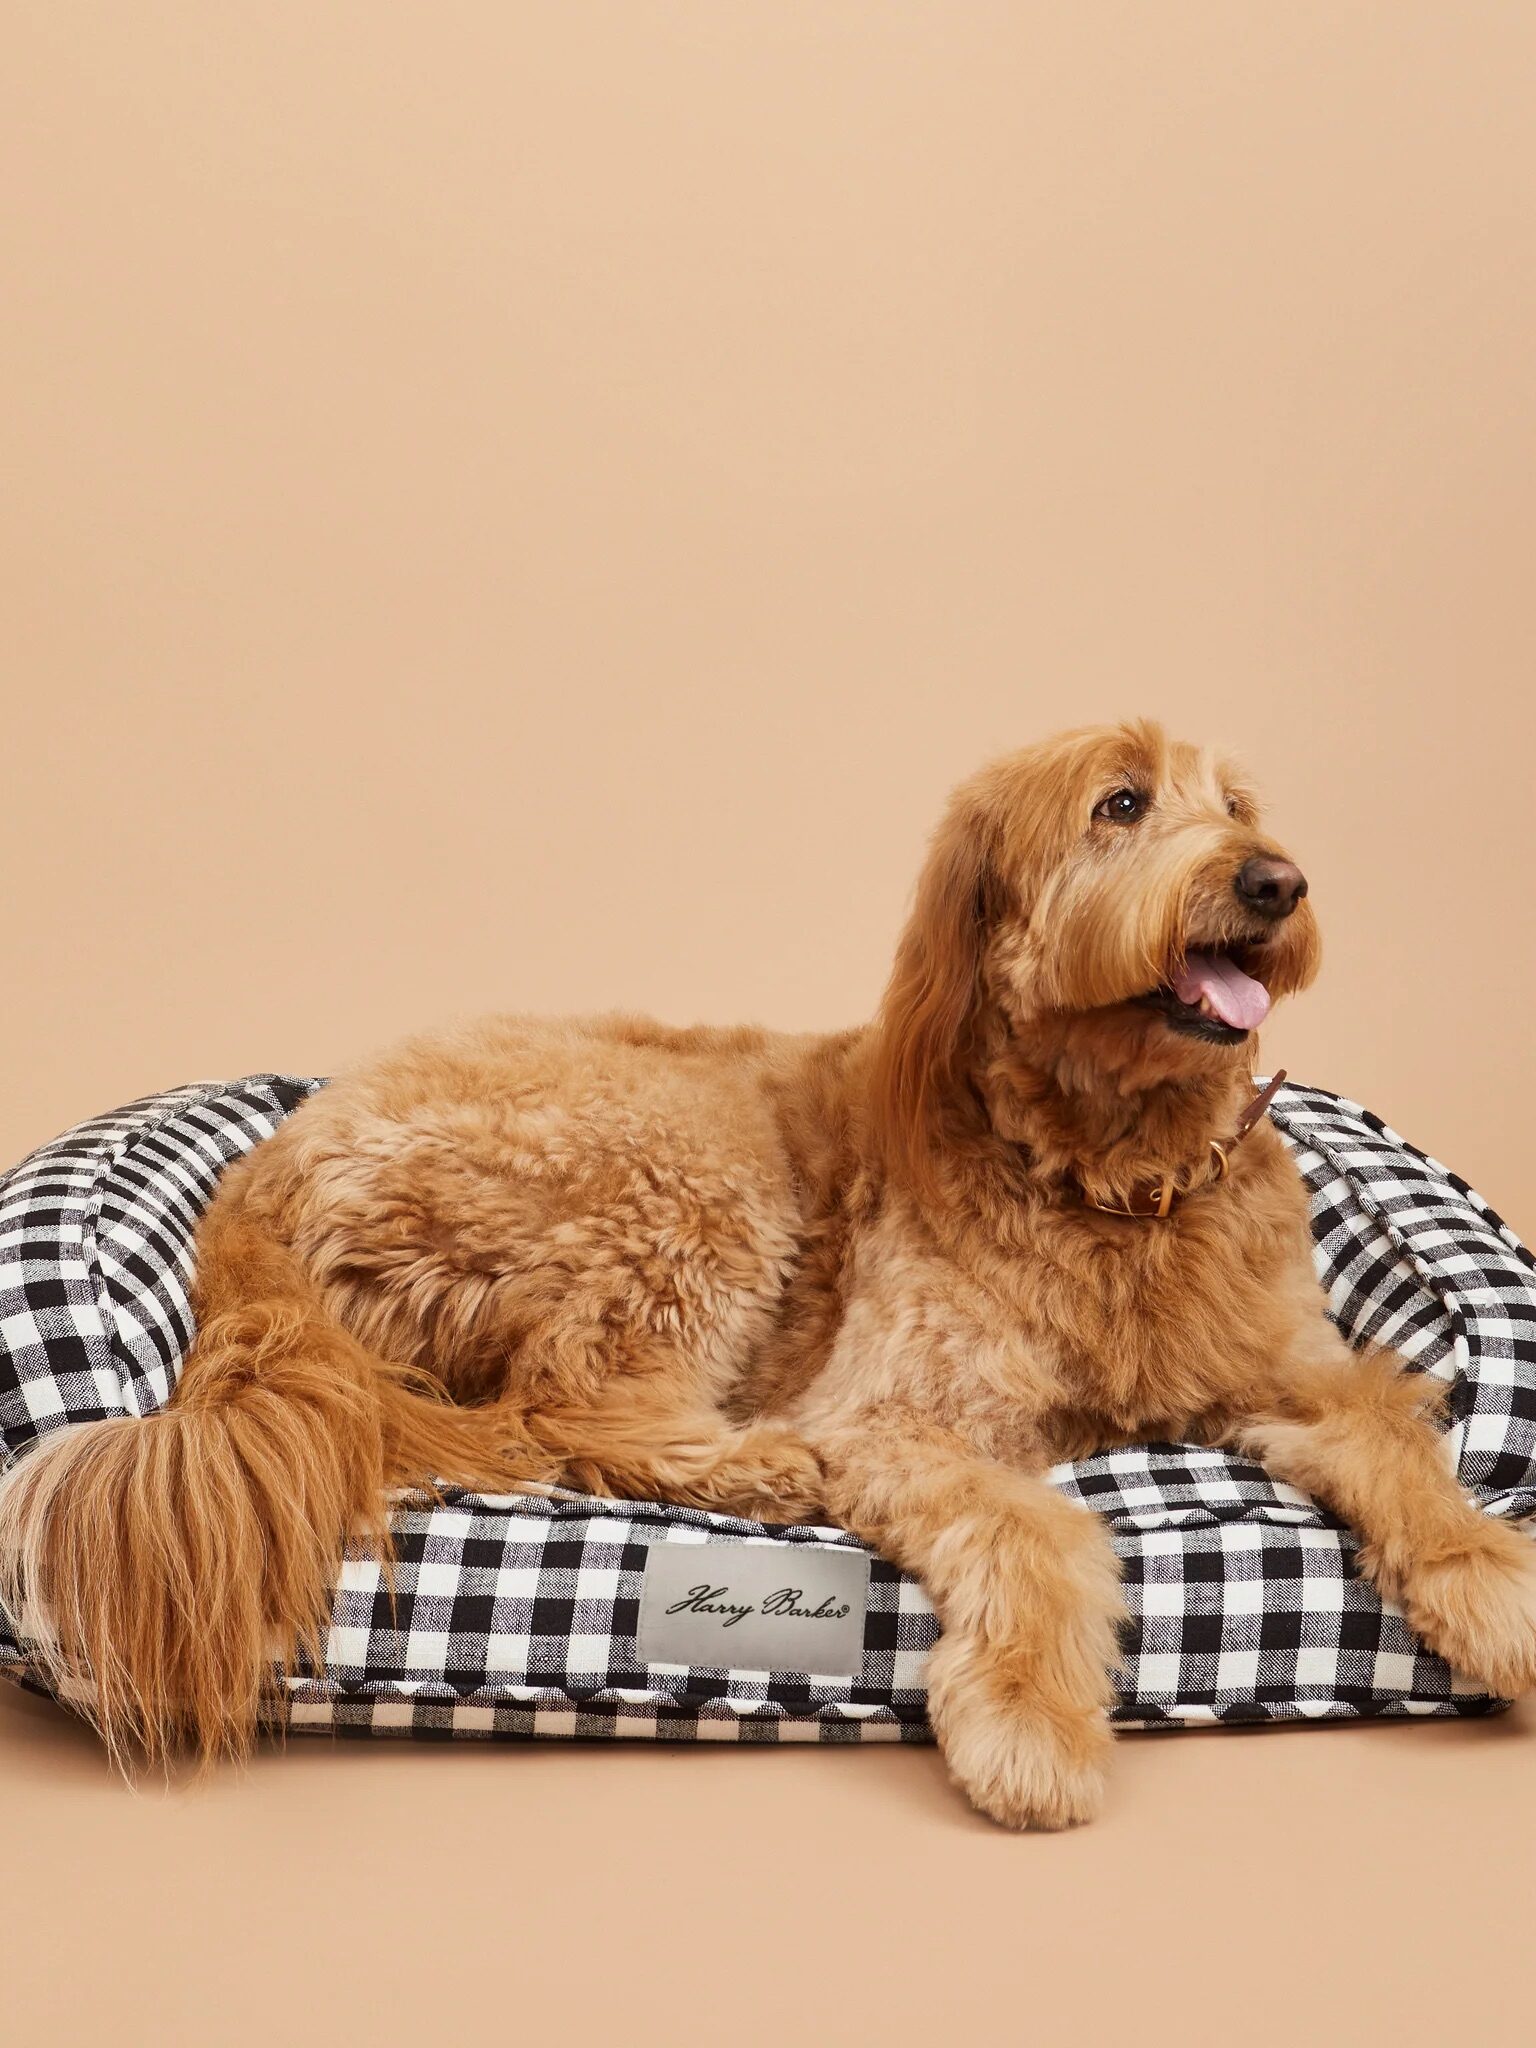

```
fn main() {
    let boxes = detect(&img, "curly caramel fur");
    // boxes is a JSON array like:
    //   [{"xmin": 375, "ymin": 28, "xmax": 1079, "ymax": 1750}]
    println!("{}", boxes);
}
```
[{"xmin": 3, "ymin": 719, "xmax": 1531, "ymax": 1820}]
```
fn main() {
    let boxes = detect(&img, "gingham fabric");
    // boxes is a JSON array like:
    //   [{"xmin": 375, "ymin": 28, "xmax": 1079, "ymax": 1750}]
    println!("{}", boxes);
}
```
[{"xmin": 1, "ymin": 1074, "xmax": 1533, "ymax": 1741}]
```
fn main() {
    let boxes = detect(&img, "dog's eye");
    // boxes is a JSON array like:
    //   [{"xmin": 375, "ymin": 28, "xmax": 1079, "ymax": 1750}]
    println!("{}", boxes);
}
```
[{"xmin": 1093, "ymin": 787, "xmax": 1149, "ymax": 825}]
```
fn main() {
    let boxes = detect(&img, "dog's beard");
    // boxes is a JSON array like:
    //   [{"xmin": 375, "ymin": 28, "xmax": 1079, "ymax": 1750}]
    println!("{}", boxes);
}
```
[
  {"xmin": 1007, "ymin": 924, "xmax": 1318, "ymax": 1086},
  {"xmin": 1013, "ymin": 930, "xmax": 1279, "ymax": 1051},
  {"xmin": 1042, "ymin": 888, "xmax": 1317, "ymax": 1048}
]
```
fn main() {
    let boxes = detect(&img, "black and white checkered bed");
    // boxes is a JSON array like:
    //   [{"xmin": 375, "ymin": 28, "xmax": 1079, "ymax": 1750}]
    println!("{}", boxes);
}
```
[{"xmin": 1, "ymin": 1074, "xmax": 1533, "ymax": 1741}]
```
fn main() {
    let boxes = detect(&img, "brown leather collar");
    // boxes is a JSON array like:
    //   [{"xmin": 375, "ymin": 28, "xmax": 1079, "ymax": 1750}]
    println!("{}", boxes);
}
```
[{"xmin": 1076, "ymin": 1070, "xmax": 1288, "ymax": 1220}]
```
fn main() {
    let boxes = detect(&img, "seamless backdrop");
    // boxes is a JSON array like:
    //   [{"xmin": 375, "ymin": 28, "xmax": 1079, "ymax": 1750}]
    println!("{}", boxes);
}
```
[{"xmin": 4, "ymin": 5, "xmax": 1536, "ymax": 2044}]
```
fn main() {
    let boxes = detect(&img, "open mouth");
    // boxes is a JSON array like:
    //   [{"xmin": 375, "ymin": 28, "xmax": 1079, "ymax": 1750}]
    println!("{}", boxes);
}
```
[{"xmin": 1133, "ymin": 944, "xmax": 1272, "ymax": 1044}]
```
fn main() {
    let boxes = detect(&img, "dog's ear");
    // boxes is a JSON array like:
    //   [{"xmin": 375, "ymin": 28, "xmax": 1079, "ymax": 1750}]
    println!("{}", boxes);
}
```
[{"xmin": 868, "ymin": 791, "xmax": 1001, "ymax": 1195}]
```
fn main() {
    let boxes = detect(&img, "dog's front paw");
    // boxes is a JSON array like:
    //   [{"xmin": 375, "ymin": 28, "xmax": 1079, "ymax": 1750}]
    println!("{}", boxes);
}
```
[
  {"xmin": 925, "ymin": 1632, "xmax": 1111, "ymax": 1830},
  {"xmin": 1392, "ymin": 1518, "xmax": 1536, "ymax": 1697}
]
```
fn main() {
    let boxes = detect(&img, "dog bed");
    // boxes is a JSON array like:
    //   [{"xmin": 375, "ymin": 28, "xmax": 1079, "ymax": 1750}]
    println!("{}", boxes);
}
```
[{"xmin": 1, "ymin": 1073, "xmax": 1533, "ymax": 1744}]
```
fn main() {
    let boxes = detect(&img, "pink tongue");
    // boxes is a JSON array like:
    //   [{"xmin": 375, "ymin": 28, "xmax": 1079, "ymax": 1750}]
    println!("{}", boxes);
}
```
[{"xmin": 1171, "ymin": 950, "xmax": 1271, "ymax": 1030}]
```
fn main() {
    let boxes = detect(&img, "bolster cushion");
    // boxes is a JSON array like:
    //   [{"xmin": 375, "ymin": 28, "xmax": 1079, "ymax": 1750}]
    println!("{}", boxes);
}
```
[{"xmin": 1, "ymin": 1074, "xmax": 1534, "ymax": 1742}]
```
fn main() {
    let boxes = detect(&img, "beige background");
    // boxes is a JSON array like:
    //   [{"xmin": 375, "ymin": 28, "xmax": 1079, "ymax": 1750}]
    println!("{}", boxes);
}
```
[{"xmin": 4, "ymin": 4, "xmax": 1535, "ymax": 2042}]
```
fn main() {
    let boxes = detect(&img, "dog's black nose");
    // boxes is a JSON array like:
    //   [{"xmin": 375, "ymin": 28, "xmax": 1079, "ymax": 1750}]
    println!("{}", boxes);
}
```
[{"xmin": 1234, "ymin": 856, "xmax": 1308, "ymax": 920}]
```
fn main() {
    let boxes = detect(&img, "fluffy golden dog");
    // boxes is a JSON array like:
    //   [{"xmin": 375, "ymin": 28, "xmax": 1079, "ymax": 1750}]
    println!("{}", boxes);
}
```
[{"xmin": 6, "ymin": 720, "xmax": 1535, "ymax": 1824}]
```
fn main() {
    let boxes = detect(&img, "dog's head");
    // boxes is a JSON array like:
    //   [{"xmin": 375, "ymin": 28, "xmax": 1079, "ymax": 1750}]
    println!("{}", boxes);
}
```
[{"xmin": 870, "ymin": 719, "xmax": 1321, "ymax": 1183}]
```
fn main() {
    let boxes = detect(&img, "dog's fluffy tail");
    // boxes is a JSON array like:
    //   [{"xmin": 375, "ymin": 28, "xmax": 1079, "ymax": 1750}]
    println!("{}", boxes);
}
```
[{"xmin": 0, "ymin": 1202, "xmax": 560, "ymax": 1769}]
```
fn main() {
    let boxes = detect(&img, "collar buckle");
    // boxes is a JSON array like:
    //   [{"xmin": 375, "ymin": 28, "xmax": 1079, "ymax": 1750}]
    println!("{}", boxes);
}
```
[{"xmin": 1076, "ymin": 1073, "xmax": 1284, "ymax": 1223}]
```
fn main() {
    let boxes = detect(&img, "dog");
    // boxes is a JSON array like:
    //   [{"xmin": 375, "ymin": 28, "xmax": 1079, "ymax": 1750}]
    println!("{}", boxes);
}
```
[{"xmin": 4, "ymin": 718, "xmax": 1534, "ymax": 1824}]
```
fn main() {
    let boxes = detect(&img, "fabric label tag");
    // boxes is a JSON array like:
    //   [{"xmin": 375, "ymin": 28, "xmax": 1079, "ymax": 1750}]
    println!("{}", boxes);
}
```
[{"xmin": 638, "ymin": 1540, "xmax": 870, "ymax": 1677}]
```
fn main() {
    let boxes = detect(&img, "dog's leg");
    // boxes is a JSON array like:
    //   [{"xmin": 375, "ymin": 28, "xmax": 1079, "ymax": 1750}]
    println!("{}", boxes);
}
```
[
  {"xmin": 1231, "ymin": 1332, "xmax": 1536, "ymax": 1696},
  {"xmin": 814, "ymin": 1410, "xmax": 1124, "ymax": 1828},
  {"xmin": 521, "ymin": 1389, "xmax": 825, "ymax": 1522},
  {"xmin": 561, "ymin": 1420, "xmax": 824, "ymax": 1522}
]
